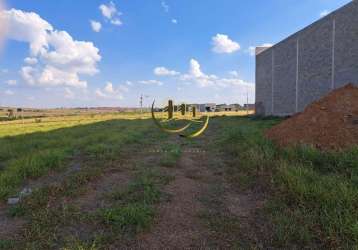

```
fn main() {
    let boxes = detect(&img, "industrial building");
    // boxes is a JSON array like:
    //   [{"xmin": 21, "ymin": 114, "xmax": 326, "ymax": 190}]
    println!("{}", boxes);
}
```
[{"xmin": 255, "ymin": 0, "xmax": 358, "ymax": 116}]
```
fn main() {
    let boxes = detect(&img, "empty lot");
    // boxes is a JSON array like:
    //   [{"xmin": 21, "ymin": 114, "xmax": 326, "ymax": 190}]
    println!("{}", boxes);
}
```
[{"xmin": 0, "ymin": 114, "xmax": 357, "ymax": 249}]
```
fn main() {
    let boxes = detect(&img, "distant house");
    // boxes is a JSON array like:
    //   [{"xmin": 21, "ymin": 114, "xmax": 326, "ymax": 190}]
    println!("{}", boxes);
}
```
[
  {"xmin": 243, "ymin": 104, "xmax": 255, "ymax": 110},
  {"xmin": 216, "ymin": 104, "xmax": 242, "ymax": 112},
  {"xmin": 215, "ymin": 104, "xmax": 226, "ymax": 112},
  {"xmin": 187, "ymin": 103, "xmax": 216, "ymax": 112},
  {"xmin": 205, "ymin": 103, "xmax": 216, "ymax": 112}
]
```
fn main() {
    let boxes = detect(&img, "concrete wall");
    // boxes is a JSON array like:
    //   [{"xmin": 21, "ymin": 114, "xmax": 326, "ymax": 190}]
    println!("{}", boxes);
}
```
[
  {"xmin": 256, "ymin": 49, "xmax": 273, "ymax": 115},
  {"xmin": 274, "ymin": 36, "xmax": 298, "ymax": 115},
  {"xmin": 256, "ymin": 0, "xmax": 358, "ymax": 116}
]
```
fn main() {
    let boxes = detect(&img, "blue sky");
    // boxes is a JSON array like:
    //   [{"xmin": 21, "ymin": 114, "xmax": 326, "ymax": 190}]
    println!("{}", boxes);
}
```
[{"xmin": 0, "ymin": 0, "xmax": 352, "ymax": 108}]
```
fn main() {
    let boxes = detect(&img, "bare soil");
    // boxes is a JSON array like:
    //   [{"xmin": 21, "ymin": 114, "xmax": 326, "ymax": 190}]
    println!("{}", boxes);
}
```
[
  {"xmin": 132, "ymin": 150, "xmax": 211, "ymax": 249},
  {"xmin": 1, "ymin": 122, "xmax": 270, "ymax": 249},
  {"xmin": 128, "ymin": 123, "xmax": 270, "ymax": 249},
  {"xmin": 0, "ymin": 204, "xmax": 25, "ymax": 240},
  {"xmin": 266, "ymin": 83, "xmax": 358, "ymax": 151}
]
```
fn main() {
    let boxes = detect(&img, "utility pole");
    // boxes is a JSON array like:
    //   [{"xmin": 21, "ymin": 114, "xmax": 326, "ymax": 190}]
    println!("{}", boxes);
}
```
[
  {"xmin": 140, "ymin": 94, "xmax": 143, "ymax": 113},
  {"xmin": 246, "ymin": 90, "xmax": 249, "ymax": 115},
  {"xmin": 140, "ymin": 94, "xmax": 150, "ymax": 114}
]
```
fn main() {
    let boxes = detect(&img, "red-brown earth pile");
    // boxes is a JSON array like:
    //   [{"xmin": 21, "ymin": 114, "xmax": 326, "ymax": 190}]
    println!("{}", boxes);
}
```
[{"xmin": 266, "ymin": 83, "xmax": 358, "ymax": 151}]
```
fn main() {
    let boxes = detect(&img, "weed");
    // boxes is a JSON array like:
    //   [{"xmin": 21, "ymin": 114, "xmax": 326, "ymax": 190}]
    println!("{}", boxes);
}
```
[
  {"xmin": 159, "ymin": 143, "xmax": 182, "ymax": 167},
  {"xmin": 0, "ymin": 240, "xmax": 15, "ymax": 250},
  {"xmin": 98, "ymin": 167, "xmax": 172, "ymax": 238},
  {"xmin": 100, "ymin": 203, "xmax": 154, "ymax": 233}
]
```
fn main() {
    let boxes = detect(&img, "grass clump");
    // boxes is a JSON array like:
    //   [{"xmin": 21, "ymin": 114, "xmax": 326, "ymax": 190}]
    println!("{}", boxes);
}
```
[
  {"xmin": 0, "ymin": 148, "xmax": 69, "ymax": 199},
  {"xmin": 0, "ymin": 240, "xmax": 15, "ymax": 250},
  {"xmin": 159, "ymin": 143, "xmax": 182, "ymax": 168},
  {"xmin": 100, "ymin": 203, "xmax": 154, "ymax": 232},
  {"xmin": 99, "ymin": 167, "xmax": 172, "ymax": 235}
]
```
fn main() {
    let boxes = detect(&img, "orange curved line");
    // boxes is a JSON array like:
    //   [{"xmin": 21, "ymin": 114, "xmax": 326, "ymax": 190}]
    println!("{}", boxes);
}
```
[
  {"xmin": 151, "ymin": 101, "xmax": 192, "ymax": 133},
  {"xmin": 180, "ymin": 115, "xmax": 209, "ymax": 138}
]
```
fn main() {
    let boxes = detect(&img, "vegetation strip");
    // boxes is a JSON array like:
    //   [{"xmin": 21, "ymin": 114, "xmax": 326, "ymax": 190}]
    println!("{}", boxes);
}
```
[{"xmin": 216, "ymin": 116, "xmax": 358, "ymax": 248}]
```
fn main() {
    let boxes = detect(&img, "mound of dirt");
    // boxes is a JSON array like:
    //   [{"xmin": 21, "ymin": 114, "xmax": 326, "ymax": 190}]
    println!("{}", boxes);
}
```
[{"xmin": 266, "ymin": 83, "xmax": 358, "ymax": 151}]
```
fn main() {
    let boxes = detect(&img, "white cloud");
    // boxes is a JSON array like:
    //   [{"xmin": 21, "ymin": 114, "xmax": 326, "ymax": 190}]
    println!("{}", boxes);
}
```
[
  {"xmin": 1, "ymin": 69, "xmax": 8, "ymax": 74},
  {"xmin": 95, "ymin": 88, "xmax": 107, "ymax": 98},
  {"xmin": 99, "ymin": 2, "xmax": 117, "ymax": 19},
  {"xmin": 99, "ymin": 2, "xmax": 122, "ymax": 26},
  {"xmin": 0, "ymin": 8, "xmax": 52, "ymax": 55},
  {"xmin": 24, "ymin": 57, "xmax": 38, "ymax": 65},
  {"xmin": 229, "ymin": 70, "xmax": 238, "ymax": 77},
  {"xmin": 320, "ymin": 10, "xmax": 330, "ymax": 17},
  {"xmin": 110, "ymin": 18, "xmax": 122, "ymax": 26},
  {"xmin": 125, "ymin": 80, "xmax": 133, "ymax": 86},
  {"xmin": 6, "ymin": 79, "xmax": 17, "ymax": 85},
  {"xmin": 118, "ymin": 84, "xmax": 129, "ymax": 93},
  {"xmin": 1, "ymin": 8, "xmax": 101, "ymax": 88},
  {"xmin": 104, "ymin": 81, "xmax": 115, "ymax": 94},
  {"xmin": 171, "ymin": 19, "xmax": 177, "ymax": 24},
  {"xmin": 161, "ymin": 1, "xmax": 169, "ymax": 12},
  {"xmin": 215, "ymin": 77, "xmax": 253, "ymax": 88},
  {"xmin": 157, "ymin": 59, "xmax": 254, "ymax": 95},
  {"xmin": 189, "ymin": 59, "xmax": 204, "ymax": 78},
  {"xmin": 180, "ymin": 59, "xmax": 217, "ymax": 87},
  {"xmin": 21, "ymin": 65, "xmax": 88, "ymax": 88},
  {"xmin": 139, "ymin": 80, "xmax": 163, "ymax": 86},
  {"xmin": 262, "ymin": 43, "xmax": 273, "ymax": 47},
  {"xmin": 179, "ymin": 58, "xmax": 255, "ymax": 102},
  {"xmin": 20, "ymin": 66, "xmax": 36, "ymax": 85},
  {"xmin": 90, "ymin": 20, "xmax": 102, "ymax": 32},
  {"xmin": 248, "ymin": 43, "xmax": 273, "ymax": 56},
  {"xmin": 154, "ymin": 66, "xmax": 180, "ymax": 76},
  {"xmin": 248, "ymin": 46, "xmax": 255, "ymax": 56},
  {"xmin": 64, "ymin": 88, "xmax": 75, "ymax": 99},
  {"xmin": 212, "ymin": 34, "xmax": 240, "ymax": 54},
  {"xmin": 96, "ymin": 81, "xmax": 127, "ymax": 99},
  {"xmin": 5, "ymin": 89, "xmax": 14, "ymax": 95}
]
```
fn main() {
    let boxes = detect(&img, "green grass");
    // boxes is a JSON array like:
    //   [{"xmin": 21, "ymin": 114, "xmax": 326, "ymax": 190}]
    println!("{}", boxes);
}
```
[
  {"xmin": 0, "ymin": 118, "xmax": 155, "ymax": 200},
  {"xmin": 100, "ymin": 203, "xmax": 154, "ymax": 232},
  {"xmin": 216, "ymin": 116, "xmax": 358, "ymax": 248},
  {"xmin": 0, "ymin": 240, "xmax": 15, "ymax": 250},
  {"xmin": 0, "ymin": 115, "xmax": 170, "ymax": 249},
  {"xmin": 159, "ymin": 143, "xmax": 182, "ymax": 167},
  {"xmin": 100, "ymin": 167, "xmax": 173, "ymax": 235},
  {"xmin": 2, "ymin": 113, "xmax": 356, "ymax": 248}
]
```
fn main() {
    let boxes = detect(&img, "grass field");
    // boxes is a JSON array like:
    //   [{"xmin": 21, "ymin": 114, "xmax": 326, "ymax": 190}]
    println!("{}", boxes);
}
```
[{"xmin": 0, "ymin": 113, "xmax": 356, "ymax": 249}]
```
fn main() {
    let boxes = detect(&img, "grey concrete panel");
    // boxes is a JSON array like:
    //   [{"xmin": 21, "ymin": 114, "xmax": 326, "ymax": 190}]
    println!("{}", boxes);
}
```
[
  {"xmin": 256, "ymin": 1, "xmax": 358, "ymax": 116},
  {"xmin": 297, "ymin": 18, "xmax": 333, "ymax": 112},
  {"xmin": 334, "ymin": 1, "xmax": 358, "ymax": 88},
  {"xmin": 273, "ymin": 36, "xmax": 298, "ymax": 115},
  {"xmin": 256, "ymin": 49, "xmax": 273, "ymax": 116}
]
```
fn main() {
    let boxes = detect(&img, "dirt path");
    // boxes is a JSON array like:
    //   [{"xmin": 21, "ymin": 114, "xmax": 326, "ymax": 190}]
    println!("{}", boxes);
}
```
[
  {"xmin": 133, "ymin": 149, "xmax": 211, "ymax": 249},
  {"xmin": 0, "ymin": 122, "xmax": 269, "ymax": 249},
  {"xmin": 129, "ymin": 123, "xmax": 269, "ymax": 249}
]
